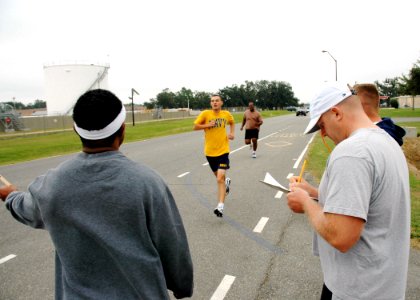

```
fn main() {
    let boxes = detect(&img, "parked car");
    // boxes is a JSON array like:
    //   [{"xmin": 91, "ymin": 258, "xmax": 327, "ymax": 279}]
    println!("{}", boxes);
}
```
[
  {"xmin": 285, "ymin": 106, "xmax": 297, "ymax": 111},
  {"xmin": 296, "ymin": 108, "xmax": 306, "ymax": 116}
]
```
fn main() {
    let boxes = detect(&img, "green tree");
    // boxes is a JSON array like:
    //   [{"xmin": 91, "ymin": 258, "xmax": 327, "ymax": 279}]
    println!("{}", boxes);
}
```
[
  {"xmin": 405, "ymin": 60, "xmax": 420, "ymax": 95},
  {"xmin": 174, "ymin": 87, "xmax": 194, "ymax": 109},
  {"xmin": 26, "ymin": 99, "xmax": 47, "ymax": 109},
  {"xmin": 156, "ymin": 88, "xmax": 176, "ymax": 108},
  {"xmin": 192, "ymin": 91, "xmax": 211, "ymax": 109},
  {"xmin": 1, "ymin": 101, "xmax": 25, "ymax": 110},
  {"xmin": 406, "ymin": 61, "xmax": 420, "ymax": 109},
  {"xmin": 243, "ymin": 81, "xmax": 257, "ymax": 104},
  {"xmin": 397, "ymin": 59, "xmax": 420, "ymax": 109},
  {"xmin": 143, "ymin": 99, "xmax": 157, "ymax": 110},
  {"xmin": 254, "ymin": 80, "xmax": 298, "ymax": 109},
  {"xmin": 217, "ymin": 80, "xmax": 299, "ymax": 109},
  {"xmin": 375, "ymin": 77, "xmax": 401, "ymax": 99},
  {"xmin": 147, "ymin": 79, "xmax": 300, "ymax": 110},
  {"xmin": 218, "ymin": 85, "xmax": 248, "ymax": 107},
  {"xmin": 390, "ymin": 99, "xmax": 399, "ymax": 109}
]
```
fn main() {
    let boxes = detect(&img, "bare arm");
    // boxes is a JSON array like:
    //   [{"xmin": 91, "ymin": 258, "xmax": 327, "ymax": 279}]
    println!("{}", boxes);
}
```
[
  {"xmin": 257, "ymin": 114, "xmax": 263, "ymax": 126},
  {"xmin": 287, "ymin": 188, "xmax": 364, "ymax": 252},
  {"xmin": 240, "ymin": 114, "xmax": 246, "ymax": 130},
  {"xmin": 228, "ymin": 121, "xmax": 235, "ymax": 140},
  {"xmin": 193, "ymin": 120, "xmax": 215, "ymax": 131}
]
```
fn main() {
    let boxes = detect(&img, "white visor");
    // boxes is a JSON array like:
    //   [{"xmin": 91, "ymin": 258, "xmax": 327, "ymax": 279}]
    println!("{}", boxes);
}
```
[{"xmin": 74, "ymin": 106, "xmax": 126, "ymax": 140}]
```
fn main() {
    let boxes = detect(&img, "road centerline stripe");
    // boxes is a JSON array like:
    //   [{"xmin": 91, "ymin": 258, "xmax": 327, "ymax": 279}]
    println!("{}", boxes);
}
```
[
  {"xmin": 210, "ymin": 275, "xmax": 236, "ymax": 300},
  {"xmin": 0, "ymin": 254, "xmax": 16, "ymax": 265},
  {"xmin": 177, "ymin": 172, "xmax": 190, "ymax": 178},
  {"xmin": 253, "ymin": 217, "xmax": 269, "ymax": 233},
  {"xmin": 275, "ymin": 191, "xmax": 284, "ymax": 199},
  {"xmin": 293, "ymin": 134, "xmax": 315, "ymax": 169}
]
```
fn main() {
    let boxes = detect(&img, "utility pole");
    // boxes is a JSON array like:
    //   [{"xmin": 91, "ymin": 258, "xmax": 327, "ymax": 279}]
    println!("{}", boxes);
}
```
[{"xmin": 129, "ymin": 88, "xmax": 139, "ymax": 126}]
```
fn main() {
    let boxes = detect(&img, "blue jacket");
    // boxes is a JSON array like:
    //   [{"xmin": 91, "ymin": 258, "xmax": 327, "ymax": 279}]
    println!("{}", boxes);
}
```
[{"xmin": 377, "ymin": 117, "xmax": 406, "ymax": 146}]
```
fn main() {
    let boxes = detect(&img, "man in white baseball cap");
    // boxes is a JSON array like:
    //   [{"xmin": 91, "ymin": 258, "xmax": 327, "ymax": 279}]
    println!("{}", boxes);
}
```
[
  {"xmin": 287, "ymin": 82, "xmax": 410, "ymax": 299},
  {"xmin": 303, "ymin": 81, "xmax": 355, "ymax": 135}
]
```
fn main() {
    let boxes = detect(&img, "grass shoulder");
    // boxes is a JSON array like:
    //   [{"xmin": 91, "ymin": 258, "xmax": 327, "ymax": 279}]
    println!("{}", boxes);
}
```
[{"xmin": 379, "ymin": 108, "xmax": 420, "ymax": 118}]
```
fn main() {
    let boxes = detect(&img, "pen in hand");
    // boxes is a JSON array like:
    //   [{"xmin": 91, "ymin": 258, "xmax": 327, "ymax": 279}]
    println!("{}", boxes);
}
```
[
  {"xmin": 298, "ymin": 160, "xmax": 307, "ymax": 183},
  {"xmin": 0, "ymin": 175, "xmax": 11, "ymax": 186}
]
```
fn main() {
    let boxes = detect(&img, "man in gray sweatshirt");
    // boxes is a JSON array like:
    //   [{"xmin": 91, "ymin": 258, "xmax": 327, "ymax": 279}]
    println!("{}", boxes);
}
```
[{"xmin": 0, "ymin": 89, "xmax": 194, "ymax": 299}]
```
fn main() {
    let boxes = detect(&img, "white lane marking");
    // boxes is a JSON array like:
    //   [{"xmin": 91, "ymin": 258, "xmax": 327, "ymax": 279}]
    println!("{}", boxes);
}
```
[
  {"xmin": 275, "ymin": 191, "xmax": 284, "ymax": 199},
  {"xmin": 253, "ymin": 217, "xmax": 269, "ymax": 233},
  {"xmin": 177, "ymin": 172, "xmax": 190, "ymax": 178},
  {"xmin": 293, "ymin": 134, "xmax": 315, "ymax": 169},
  {"xmin": 255, "ymin": 130, "xmax": 280, "ymax": 142},
  {"xmin": 230, "ymin": 130, "xmax": 282, "ymax": 154},
  {"xmin": 293, "ymin": 145, "xmax": 308, "ymax": 169},
  {"xmin": 210, "ymin": 275, "xmax": 236, "ymax": 300},
  {"xmin": 0, "ymin": 254, "xmax": 16, "ymax": 265},
  {"xmin": 286, "ymin": 173, "xmax": 294, "ymax": 179},
  {"xmin": 230, "ymin": 144, "xmax": 250, "ymax": 154}
]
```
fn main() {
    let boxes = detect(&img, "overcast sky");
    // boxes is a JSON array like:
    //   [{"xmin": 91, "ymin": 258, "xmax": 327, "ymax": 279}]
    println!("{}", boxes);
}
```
[{"xmin": 1, "ymin": 0, "xmax": 419, "ymax": 106}]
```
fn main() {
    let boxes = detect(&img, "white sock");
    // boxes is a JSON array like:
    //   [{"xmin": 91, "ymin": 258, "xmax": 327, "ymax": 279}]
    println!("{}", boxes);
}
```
[{"xmin": 217, "ymin": 203, "xmax": 224, "ymax": 209}]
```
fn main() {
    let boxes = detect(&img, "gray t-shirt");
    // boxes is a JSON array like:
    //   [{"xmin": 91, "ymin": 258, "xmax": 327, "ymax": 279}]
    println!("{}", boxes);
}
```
[{"xmin": 316, "ymin": 128, "xmax": 410, "ymax": 300}]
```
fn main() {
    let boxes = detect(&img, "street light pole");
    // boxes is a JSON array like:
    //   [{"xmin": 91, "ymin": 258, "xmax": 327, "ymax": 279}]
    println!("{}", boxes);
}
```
[
  {"xmin": 322, "ymin": 50, "xmax": 337, "ymax": 81},
  {"xmin": 129, "ymin": 88, "xmax": 139, "ymax": 126}
]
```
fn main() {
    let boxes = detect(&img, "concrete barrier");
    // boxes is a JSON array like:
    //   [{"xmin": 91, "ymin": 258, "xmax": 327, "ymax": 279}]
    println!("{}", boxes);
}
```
[
  {"xmin": 16, "ymin": 111, "xmax": 192, "ymax": 132},
  {"xmin": 403, "ymin": 127, "xmax": 418, "ymax": 138}
]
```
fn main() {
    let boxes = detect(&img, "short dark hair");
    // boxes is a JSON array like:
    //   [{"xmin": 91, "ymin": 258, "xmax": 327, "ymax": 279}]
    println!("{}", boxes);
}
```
[
  {"xmin": 73, "ymin": 89, "xmax": 124, "ymax": 148},
  {"xmin": 211, "ymin": 94, "xmax": 223, "ymax": 101}
]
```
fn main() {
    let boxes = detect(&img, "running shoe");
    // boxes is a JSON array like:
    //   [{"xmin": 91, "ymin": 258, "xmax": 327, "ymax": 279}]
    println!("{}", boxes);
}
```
[
  {"xmin": 225, "ymin": 177, "xmax": 231, "ymax": 195},
  {"xmin": 252, "ymin": 151, "xmax": 256, "ymax": 158},
  {"xmin": 214, "ymin": 207, "xmax": 223, "ymax": 217}
]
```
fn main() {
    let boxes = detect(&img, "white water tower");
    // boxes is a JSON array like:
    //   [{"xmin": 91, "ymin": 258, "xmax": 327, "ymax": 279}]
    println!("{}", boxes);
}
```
[{"xmin": 44, "ymin": 62, "xmax": 110, "ymax": 115}]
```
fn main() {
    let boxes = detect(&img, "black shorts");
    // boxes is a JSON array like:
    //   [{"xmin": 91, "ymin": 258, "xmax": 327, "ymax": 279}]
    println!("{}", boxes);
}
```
[
  {"xmin": 245, "ymin": 129, "xmax": 259, "ymax": 140},
  {"xmin": 206, "ymin": 153, "xmax": 230, "ymax": 173}
]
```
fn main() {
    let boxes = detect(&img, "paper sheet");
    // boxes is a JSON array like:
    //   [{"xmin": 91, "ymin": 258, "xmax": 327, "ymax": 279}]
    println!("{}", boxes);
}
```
[{"xmin": 259, "ymin": 172, "xmax": 291, "ymax": 193}]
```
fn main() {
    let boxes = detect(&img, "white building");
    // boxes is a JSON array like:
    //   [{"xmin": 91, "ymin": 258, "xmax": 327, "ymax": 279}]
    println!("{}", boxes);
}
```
[
  {"xmin": 397, "ymin": 95, "xmax": 420, "ymax": 109},
  {"xmin": 44, "ymin": 62, "xmax": 110, "ymax": 115}
]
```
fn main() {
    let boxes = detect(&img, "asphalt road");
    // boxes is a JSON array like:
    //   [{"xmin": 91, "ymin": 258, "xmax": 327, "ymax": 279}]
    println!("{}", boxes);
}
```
[{"xmin": 0, "ymin": 114, "xmax": 419, "ymax": 299}]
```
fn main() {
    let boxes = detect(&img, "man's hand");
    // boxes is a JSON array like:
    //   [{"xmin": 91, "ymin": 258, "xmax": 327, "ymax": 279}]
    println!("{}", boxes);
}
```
[
  {"xmin": 0, "ymin": 185, "xmax": 17, "ymax": 201},
  {"xmin": 287, "ymin": 187, "xmax": 311, "ymax": 213},
  {"xmin": 228, "ymin": 133, "xmax": 234, "ymax": 140},
  {"xmin": 207, "ymin": 120, "xmax": 216, "ymax": 128},
  {"xmin": 194, "ymin": 120, "xmax": 216, "ymax": 131},
  {"xmin": 289, "ymin": 176, "xmax": 318, "ymax": 199}
]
